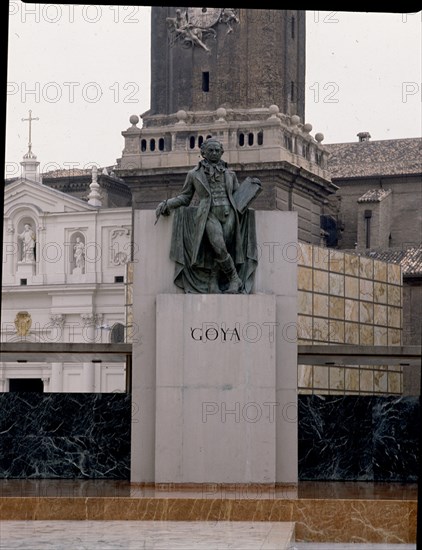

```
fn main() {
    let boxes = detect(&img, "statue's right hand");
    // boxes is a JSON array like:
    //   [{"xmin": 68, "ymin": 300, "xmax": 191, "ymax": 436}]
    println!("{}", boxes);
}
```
[{"xmin": 156, "ymin": 200, "xmax": 171, "ymax": 218}]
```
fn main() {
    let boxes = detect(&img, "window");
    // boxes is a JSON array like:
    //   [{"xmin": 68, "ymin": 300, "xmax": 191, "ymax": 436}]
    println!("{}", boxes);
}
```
[
  {"xmin": 189, "ymin": 136, "xmax": 196, "ymax": 149},
  {"xmin": 364, "ymin": 210, "xmax": 372, "ymax": 248},
  {"xmin": 238, "ymin": 133, "xmax": 245, "ymax": 146},
  {"xmin": 9, "ymin": 379, "xmax": 44, "ymax": 392},
  {"xmin": 257, "ymin": 131, "xmax": 264, "ymax": 146},
  {"xmin": 20, "ymin": 279, "xmax": 27, "ymax": 286},
  {"xmin": 291, "ymin": 81, "xmax": 295, "ymax": 102},
  {"xmin": 150, "ymin": 139, "xmax": 156, "ymax": 152},
  {"xmin": 158, "ymin": 138, "xmax": 165, "ymax": 151},
  {"xmin": 291, "ymin": 16, "xmax": 295, "ymax": 39},
  {"xmin": 141, "ymin": 139, "xmax": 147, "ymax": 152},
  {"xmin": 316, "ymin": 151, "xmax": 322, "ymax": 166},
  {"xmin": 248, "ymin": 133, "xmax": 254, "ymax": 146},
  {"xmin": 114, "ymin": 276, "xmax": 124, "ymax": 283},
  {"xmin": 202, "ymin": 72, "xmax": 210, "ymax": 92}
]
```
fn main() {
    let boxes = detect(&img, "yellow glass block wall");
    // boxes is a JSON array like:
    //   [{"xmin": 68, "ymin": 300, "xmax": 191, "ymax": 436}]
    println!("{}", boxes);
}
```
[{"xmin": 298, "ymin": 244, "xmax": 403, "ymax": 395}]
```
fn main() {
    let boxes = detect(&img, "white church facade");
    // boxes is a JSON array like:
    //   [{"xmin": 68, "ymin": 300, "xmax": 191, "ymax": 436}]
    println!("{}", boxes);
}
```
[{"xmin": 1, "ymin": 152, "xmax": 131, "ymax": 393}]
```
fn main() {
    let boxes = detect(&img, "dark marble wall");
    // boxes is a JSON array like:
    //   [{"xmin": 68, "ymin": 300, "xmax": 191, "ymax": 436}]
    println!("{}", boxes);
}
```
[
  {"xmin": 0, "ymin": 393, "xmax": 131, "ymax": 479},
  {"xmin": 299, "ymin": 395, "xmax": 419, "ymax": 482},
  {"xmin": 2, "ymin": 392, "xmax": 417, "ymax": 481}
]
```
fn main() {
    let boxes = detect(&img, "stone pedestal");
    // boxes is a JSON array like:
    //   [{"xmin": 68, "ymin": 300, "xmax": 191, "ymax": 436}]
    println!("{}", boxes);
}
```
[
  {"xmin": 155, "ymin": 293, "xmax": 277, "ymax": 484},
  {"xmin": 16, "ymin": 261, "xmax": 35, "ymax": 278},
  {"xmin": 131, "ymin": 210, "xmax": 298, "ymax": 484}
]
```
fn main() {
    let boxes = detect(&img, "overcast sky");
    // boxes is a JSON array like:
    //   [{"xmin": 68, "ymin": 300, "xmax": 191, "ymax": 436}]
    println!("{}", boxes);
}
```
[{"xmin": 5, "ymin": 4, "xmax": 422, "ymax": 178}]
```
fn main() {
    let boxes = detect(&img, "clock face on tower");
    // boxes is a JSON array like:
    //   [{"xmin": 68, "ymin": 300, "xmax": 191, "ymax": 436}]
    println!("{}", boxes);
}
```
[{"xmin": 187, "ymin": 7, "xmax": 222, "ymax": 29}]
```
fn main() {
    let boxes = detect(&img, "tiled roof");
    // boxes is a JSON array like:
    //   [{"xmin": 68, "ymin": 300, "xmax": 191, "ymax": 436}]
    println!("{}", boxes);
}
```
[
  {"xmin": 325, "ymin": 137, "xmax": 421, "ymax": 178},
  {"xmin": 363, "ymin": 246, "xmax": 422, "ymax": 276},
  {"xmin": 42, "ymin": 168, "xmax": 92, "ymax": 178},
  {"xmin": 42, "ymin": 166, "xmax": 116, "ymax": 178},
  {"xmin": 357, "ymin": 189, "xmax": 392, "ymax": 203}
]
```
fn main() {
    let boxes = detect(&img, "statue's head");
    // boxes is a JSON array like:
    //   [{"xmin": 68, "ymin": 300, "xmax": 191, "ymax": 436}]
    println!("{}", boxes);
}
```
[{"xmin": 200, "ymin": 138, "xmax": 224, "ymax": 163}]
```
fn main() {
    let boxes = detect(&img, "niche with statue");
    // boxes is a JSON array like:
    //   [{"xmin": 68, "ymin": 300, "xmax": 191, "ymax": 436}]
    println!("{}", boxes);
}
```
[
  {"xmin": 70, "ymin": 232, "xmax": 86, "ymax": 274},
  {"xmin": 17, "ymin": 218, "xmax": 37, "ymax": 265}
]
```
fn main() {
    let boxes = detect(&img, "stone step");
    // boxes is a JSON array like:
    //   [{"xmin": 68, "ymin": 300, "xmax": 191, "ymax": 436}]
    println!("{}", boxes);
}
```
[
  {"xmin": 0, "ymin": 520, "xmax": 297, "ymax": 549},
  {"xmin": 0, "ymin": 495, "xmax": 415, "ymax": 544}
]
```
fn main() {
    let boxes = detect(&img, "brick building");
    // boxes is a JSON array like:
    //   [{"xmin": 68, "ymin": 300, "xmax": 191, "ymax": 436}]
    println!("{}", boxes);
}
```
[
  {"xmin": 325, "ymin": 134, "xmax": 422, "ymax": 393},
  {"xmin": 324, "ymin": 136, "xmax": 421, "ymax": 250}
]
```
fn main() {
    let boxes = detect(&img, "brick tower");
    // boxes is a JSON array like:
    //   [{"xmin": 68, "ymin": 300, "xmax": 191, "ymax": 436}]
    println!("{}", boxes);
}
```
[
  {"xmin": 117, "ymin": 8, "xmax": 337, "ymax": 244},
  {"xmin": 149, "ymin": 8, "xmax": 305, "ymax": 120}
]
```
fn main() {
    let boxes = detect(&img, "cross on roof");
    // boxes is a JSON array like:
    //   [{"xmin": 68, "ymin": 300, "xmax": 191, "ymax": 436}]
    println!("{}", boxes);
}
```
[{"xmin": 21, "ymin": 109, "xmax": 39, "ymax": 154}]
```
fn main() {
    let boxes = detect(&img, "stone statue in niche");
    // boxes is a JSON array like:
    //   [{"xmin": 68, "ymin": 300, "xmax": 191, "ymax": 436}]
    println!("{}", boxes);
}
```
[
  {"xmin": 18, "ymin": 223, "xmax": 36, "ymax": 262},
  {"xmin": 14, "ymin": 311, "xmax": 32, "ymax": 337},
  {"xmin": 73, "ymin": 237, "xmax": 85, "ymax": 274},
  {"xmin": 155, "ymin": 138, "xmax": 262, "ymax": 294}
]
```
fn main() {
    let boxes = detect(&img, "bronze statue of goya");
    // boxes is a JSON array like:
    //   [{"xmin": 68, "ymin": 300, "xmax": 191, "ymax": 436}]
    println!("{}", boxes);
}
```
[{"xmin": 156, "ymin": 138, "xmax": 262, "ymax": 294}]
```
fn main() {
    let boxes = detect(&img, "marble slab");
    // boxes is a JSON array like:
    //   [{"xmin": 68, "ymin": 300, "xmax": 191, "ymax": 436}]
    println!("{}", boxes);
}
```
[
  {"xmin": 0, "ymin": 496, "xmax": 415, "ymax": 543},
  {"xmin": 1, "ymin": 479, "xmax": 416, "ymax": 500},
  {"xmin": 298, "ymin": 396, "xmax": 419, "ymax": 482},
  {"xmin": 0, "ymin": 479, "xmax": 416, "ymax": 543},
  {"xmin": 155, "ymin": 293, "xmax": 277, "ymax": 484},
  {"xmin": 0, "ymin": 393, "xmax": 131, "ymax": 479},
  {"xmin": 0, "ymin": 520, "xmax": 296, "ymax": 550}
]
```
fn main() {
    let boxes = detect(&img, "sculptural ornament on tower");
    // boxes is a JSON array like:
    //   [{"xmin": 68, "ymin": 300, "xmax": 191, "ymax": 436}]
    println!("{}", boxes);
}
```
[{"xmin": 155, "ymin": 138, "xmax": 262, "ymax": 294}]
